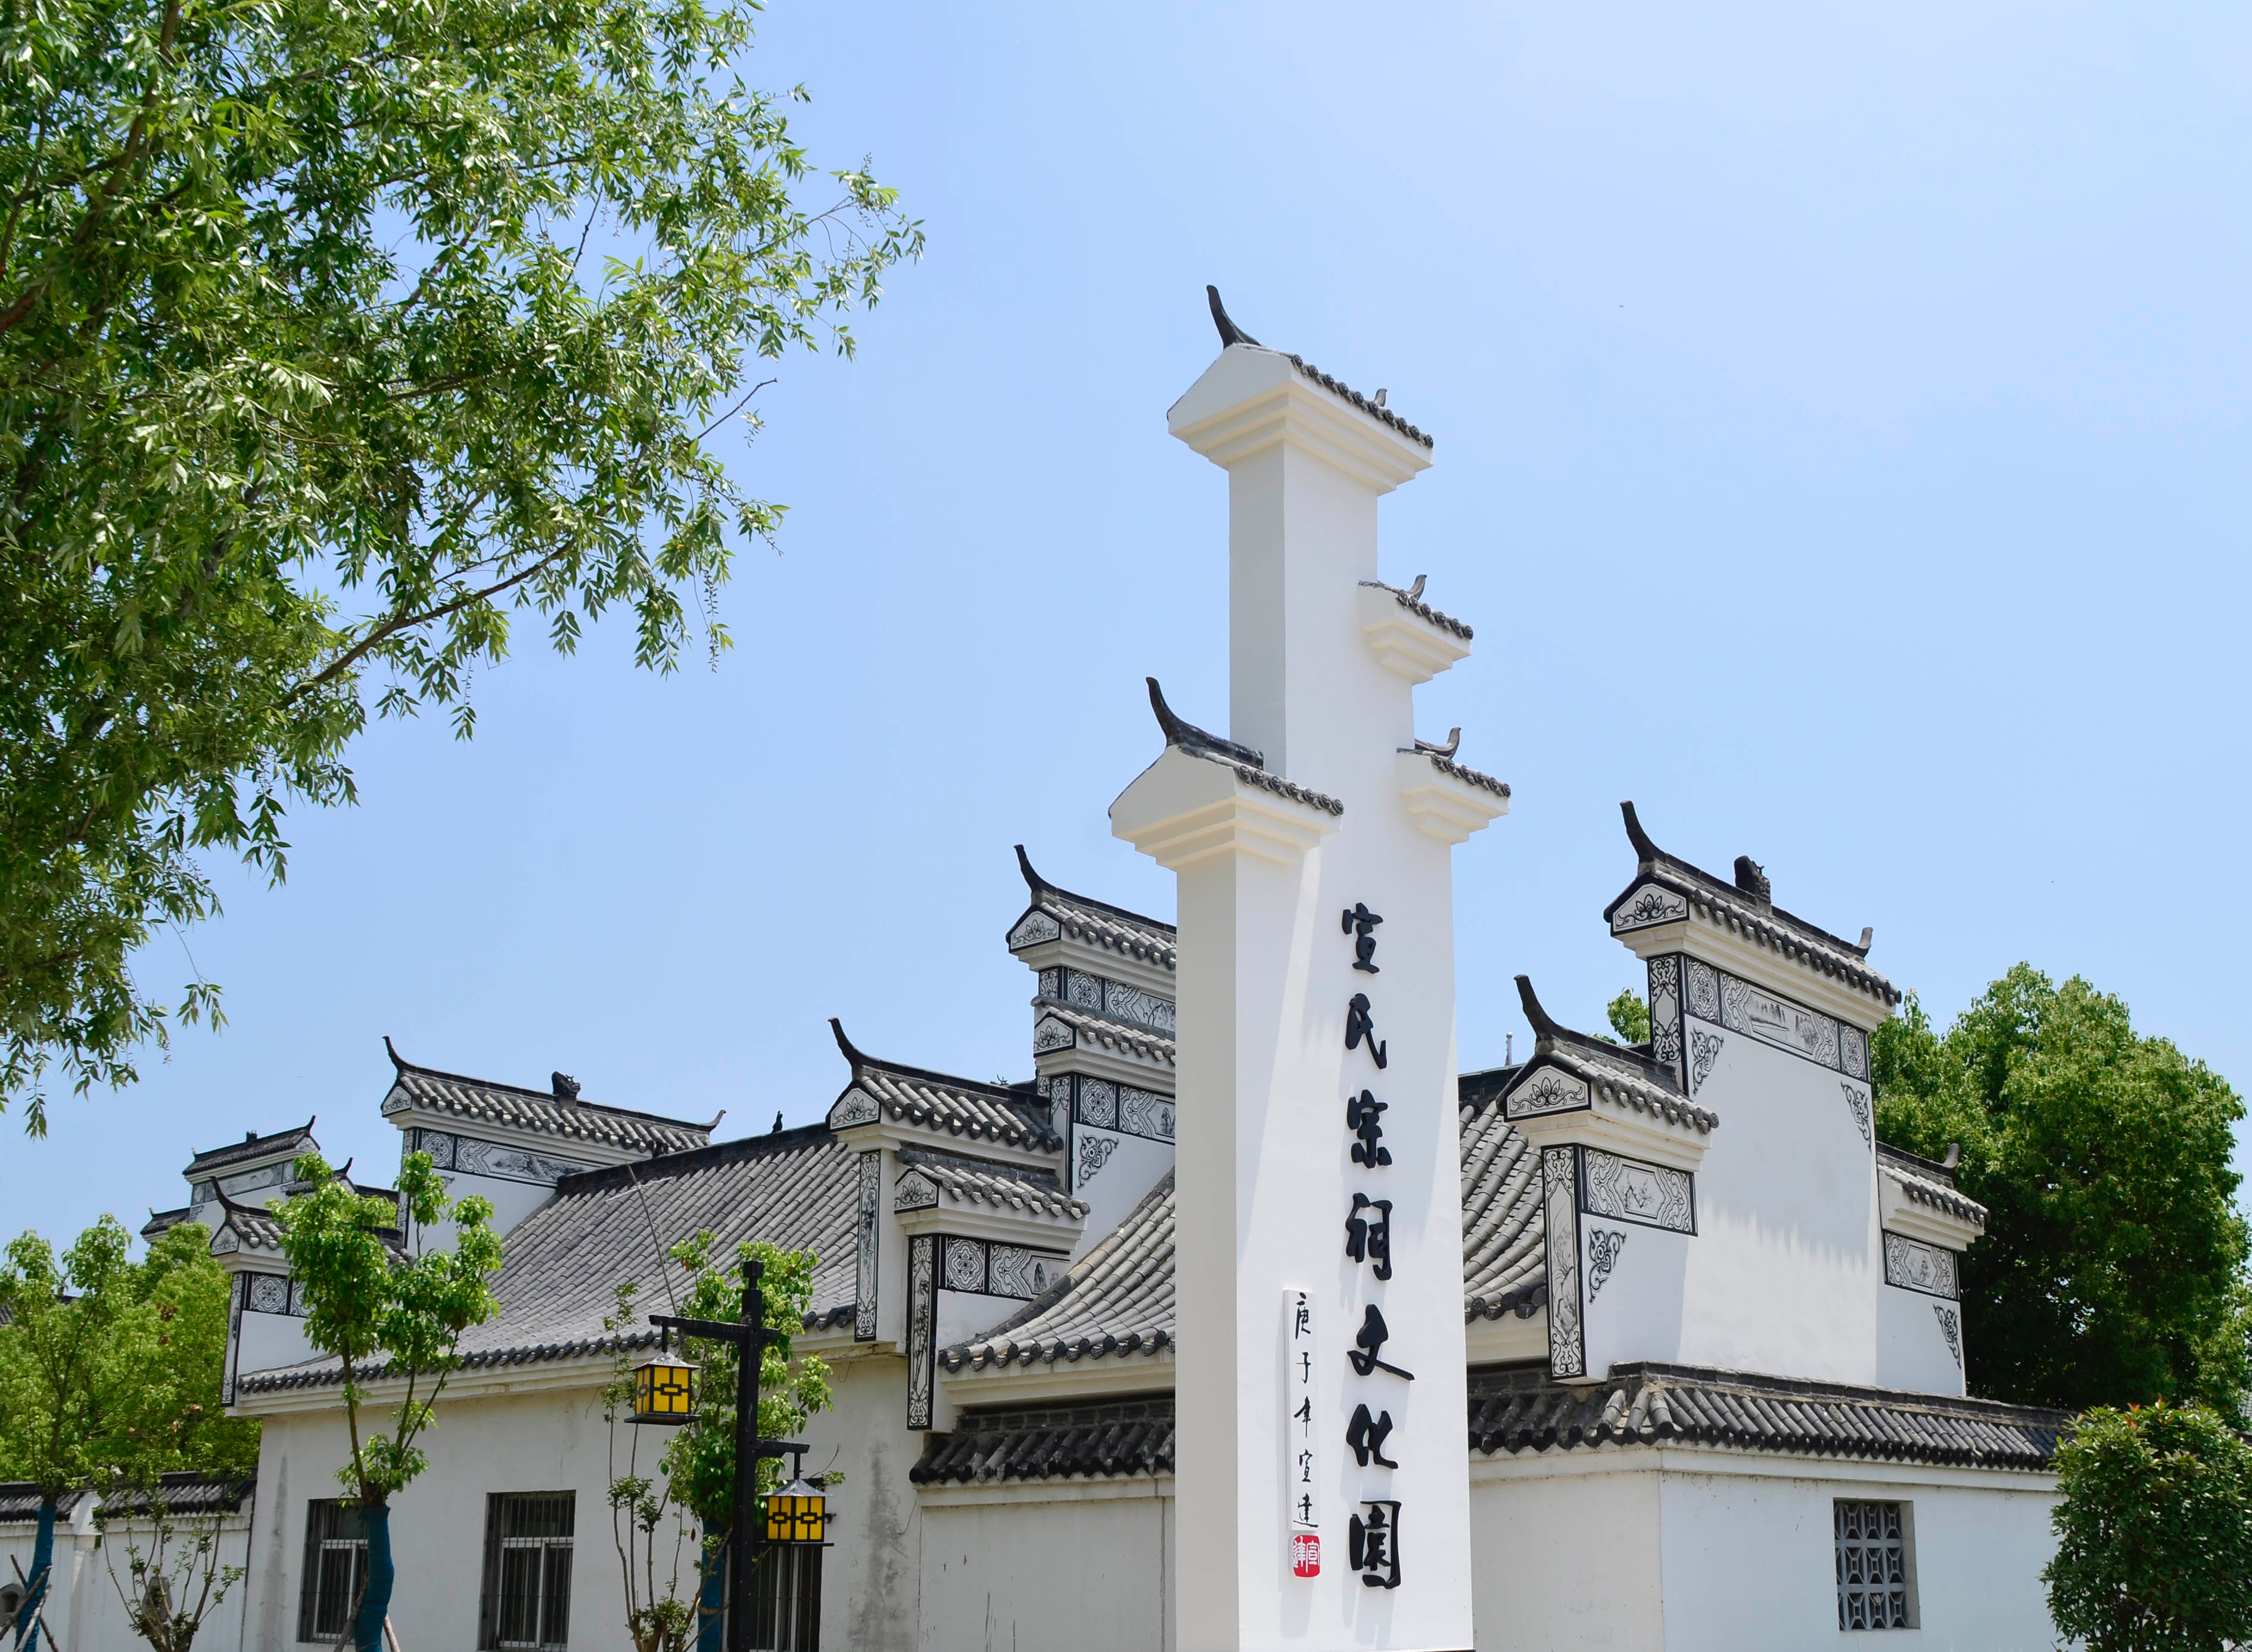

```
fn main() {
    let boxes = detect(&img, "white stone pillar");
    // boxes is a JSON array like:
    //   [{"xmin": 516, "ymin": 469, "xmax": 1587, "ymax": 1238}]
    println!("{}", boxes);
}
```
[{"xmin": 1114, "ymin": 335, "xmax": 1504, "ymax": 1652}]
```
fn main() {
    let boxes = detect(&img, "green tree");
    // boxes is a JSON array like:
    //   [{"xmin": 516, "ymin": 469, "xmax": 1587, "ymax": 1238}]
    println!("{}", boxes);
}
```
[
  {"xmin": 1873, "ymin": 966, "xmax": 2252, "ymax": 1415},
  {"xmin": 274, "ymin": 1152, "xmax": 500, "ymax": 1652},
  {"xmin": 0, "ymin": 0, "xmax": 920, "ymax": 1133},
  {"xmin": 0, "ymin": 1217, "xmax": 256, "ymax": 1650},
  {"xmin": 2043, "ymin": 1401, "xmax": 2252, "ymax": 1652},
  {"xmin": 638, "ymin": 1234, "xmax": 830, "ymax": 1652},
  {"xmin": 1604, "ymin": 988, "xmax": 1650, "ymax": 1046}
]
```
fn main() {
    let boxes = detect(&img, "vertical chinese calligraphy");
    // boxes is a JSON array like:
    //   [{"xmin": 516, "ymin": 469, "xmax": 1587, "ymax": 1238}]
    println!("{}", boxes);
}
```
[
  {"xmin": 1284, "ymin": 1288, "xmax": 1320, "ymax": 1577},
  {"xmin": 1337, "ymin": 898, "xmax": 1410, "ymax": 1589}
]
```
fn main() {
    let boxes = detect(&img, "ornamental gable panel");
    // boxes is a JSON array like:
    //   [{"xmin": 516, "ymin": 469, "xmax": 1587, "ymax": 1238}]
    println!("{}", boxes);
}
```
[
  {"xmin": 1580, "ymin": 1147, "xmax": 1696, "ymax": 1234},
  {"xmin": 1685, "ymin": 960, "xmax": 1872, "ymax": 1082},
  {"xmin": 1883, "ymin": 1231, "xmax": 1961, "ymax": 1301},
  {"xmin": 1506, "ymin": 1067, "xmax": 1591, "ymax": 1122},
  {"xmin": 1610, "ymin": 883, "xmax": 1690, "ymax": 934}
]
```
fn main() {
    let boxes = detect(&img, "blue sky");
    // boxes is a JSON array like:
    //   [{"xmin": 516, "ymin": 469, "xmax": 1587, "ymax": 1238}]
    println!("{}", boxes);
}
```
[{"xmin": 7, "ymin": 1, "xmax": 2249, "ymax": 1242}]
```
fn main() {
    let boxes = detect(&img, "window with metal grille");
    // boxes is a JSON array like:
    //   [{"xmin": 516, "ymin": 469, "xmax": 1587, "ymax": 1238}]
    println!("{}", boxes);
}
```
[
  {"xmin": 1834, "ymin": 1499, "xmax": 1916, "ymax": 1631},
  {"xmin": 297, "ymin": 1501, "xmax": 368, "ymax": 1642},
  {"xmin": 745, "ymin": 1544, "xmax": 822, "ymax": 1652},
  {"xmin": 478, "ymin": 1494, "xmax": 576, "ymax": 1650}
]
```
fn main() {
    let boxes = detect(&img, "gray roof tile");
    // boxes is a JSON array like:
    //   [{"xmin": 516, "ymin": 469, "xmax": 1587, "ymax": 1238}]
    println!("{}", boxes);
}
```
[
  {"xmin": 895, "ymin": 1150, "xmax": 1088, "ymax": 1222},
  {"xmin": 184, "ymin": 1120, "xmax": 318, "ymax": 1176},
  {"xmin": 910, "ymin": 1398, "xmax": 1175, "ymax": 1484},
  {"xmin": 1009, "ymin": 848, "xmax": 1177, "ymax": 971},
  {"xmin": 829, "ymin": 1022, "xmax": 1062, "ymax": 1152},
  {"xmin": 1878, "ymin": 1144, "xmax": 1989, "ymax": 1229},
  {"xmin": 380, "ymin": 1046, "xmax": 717, "ymax": 1157},
  {"xmin": 1466, "ymin": 1362, "xmax": 2063, "ymax": 1470},
  {"xmin": 1031, "ymin": 1001, "xmax": 1177, "ymax": 1072},
  {"xmin": 236, "ymin": 1126, "xmax": 856, "ymax": 1395}
]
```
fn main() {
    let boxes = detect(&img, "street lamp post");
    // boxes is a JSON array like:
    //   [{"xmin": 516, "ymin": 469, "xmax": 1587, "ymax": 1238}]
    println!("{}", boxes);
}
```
[{"xmin": 651, "ymin": 1258, "xmax": 802, "ymax": 1652}]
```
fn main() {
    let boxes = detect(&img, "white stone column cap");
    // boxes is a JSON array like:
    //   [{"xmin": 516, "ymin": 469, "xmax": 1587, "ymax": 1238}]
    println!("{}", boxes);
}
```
[
  {"xmin": 1111, "ymin": 743, "xmax": 1341, "ymax": 870},
  {"xmin": 1167, "ymin": 344, "xmax": 1434, "ymax": 493}
]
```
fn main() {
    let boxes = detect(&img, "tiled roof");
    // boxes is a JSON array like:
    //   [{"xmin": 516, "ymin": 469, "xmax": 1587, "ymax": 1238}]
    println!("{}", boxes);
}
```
[
  {"xmin": 1361, "ymin": 578, "xmax": 1472, "ymax": 640},
  {"xmin": 1283, "ymin": 354, "xmax": 1432, "ymax": 450},
  {"xmin": 908, "ymin": 1362, "xmax": 2064, "ymax": 1487},
  {"xmin": 1420, "ymin": 752, "xmax": 1510, "ymax": 799},
  {"xmin": 1009, "ymin": 847, "xmax": 1177, "ymax": 971},
  {"xmin": 910, "ymin": 1397, "xmax": 1175, "ymax": 1485},
  {"xmin": 237, "ymin": 1126, "xmax": 857, "ymax": 1395},
  {"xmin": 1878, "ymin": 1144, "xmax": 1988, "ymax": 1230},
  {"xmin": 1466, "ymin": 1362, "xmax": 2063, "ymax": 1471},
  {"xmin": 185, "ymin": 1119, "xmax": 317, "ymax": 1176},
  {"xmin": 1460, "ymin": 1090, "xmax": 1547, "ymax": 1322},
  {"xmin": 209, "ymin": 1196, "xmax": 288, "ymax": 1253},
  {"xmin": 141, "ymin": 1206, "xmax": 192, "ymax": 1242},
  {"xmin": 379, "ymin": 1043, "xmax": 717, "ymax": 1157},
  {"xmin": 1144, "ymin": 679, "xmax": 1343, "ymax": 817},
  {"xmin": 1031, "ymin": 1002, "xmax": 1177, "ymax": 1071},
  {"xmin": 1604, "ymin": 803, "xmax": 1900, "ymax": 1006},
  {"xmin": 828, "ymin": 1022, "xmax": 1062, "ymax": 1152},
  {"xmin": 1511, "ymin": 1040, "xmax": 1719, "ymax": 1136},
  {"xmin": 0, "ymin": 1486, "xmax": 88, "ymax": 1522},
  {"xmin": 944, "ymin": 1079, "xmax": 1560, "ymax": 1368},
  {"xmin": 941, "ymin": 1171, "xmax": 1175, "ymax": 1372},
  {"xmin": 94, "ymin": 1473, "xmax": 256, "ymax": 1520},
  {"xmin": 895, "ymin": 1150, "xmax": 1088, "ymax": 1222}
]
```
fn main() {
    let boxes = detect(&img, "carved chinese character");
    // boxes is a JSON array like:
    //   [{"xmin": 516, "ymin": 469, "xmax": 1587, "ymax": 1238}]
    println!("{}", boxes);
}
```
[
  {"xmin": 1345, "ymin": 1404, "xmax": 1399, "ymax": 1469},
  {"xmin": 1347, "ymin": 1303, "xmax": 1415, "ymax": 1381},
  {"xmin": 1345, "ymin": 993, "xmax": 1388, "ymax": 1069},
  {"xmin": 1345, "ymin": 1090, "xmax": 1391, "ymax": 1168},
  {"xmin": 1343, "ymin": 1193, "xmax": 1393, "ymax": 1281},
  {"xmin": 1340, "ymin": 903, "xmax": 1383, "ymax": 973},
  {"xmin": 1349, "ymin": 1501, "xmax": 1403, "ymax": 1589}
]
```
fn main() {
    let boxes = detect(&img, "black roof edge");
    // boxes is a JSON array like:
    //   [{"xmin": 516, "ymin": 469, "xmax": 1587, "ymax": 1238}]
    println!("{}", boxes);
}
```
[
  {"xmin": 1513, "ymin": 976, "xmax": 1682, "ymax": 1093},
  {"xmin": 553, "ymin": 1122, "xmax": 836, "ymax": 1196},
  {"xmin": 829, "ymin": 1019, "xmax": 1029, "ymax": 1102},
  {"xmin": 1011, "ymin": 845, "xmax": 1176, "ymax": 941},
  {"xmin": 1613, "ymin": 801, "xmax": 1875, "ymax": 962},
  {"xmin": 1875, "ymin": 1140, "xmax": 1961, "ymax": 1186},
  {"xmin": 1457, "ymin": 1065, "xmax": 1522, "ymax": 1116},
  {"xmin": 1146, "ymin": 677, "xmax": 1265, "ymax": 770},
  {"xmin": 185, "ymin": 1116, "xmax": 318, "ymax": 1171},
  {"xmin": 1597, "ymin": 1360, "xmax": 2069, "ymax": 1421},
  {"xmin": 384, "ymin": 1043, "xmax": 722, "ymax": 1135}
]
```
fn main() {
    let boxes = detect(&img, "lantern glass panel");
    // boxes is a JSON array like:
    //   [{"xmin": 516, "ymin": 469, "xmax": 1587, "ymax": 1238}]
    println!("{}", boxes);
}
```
[{"xmin": 630, "ymin": 1357, "xmax": 695, "ymax": 1424}]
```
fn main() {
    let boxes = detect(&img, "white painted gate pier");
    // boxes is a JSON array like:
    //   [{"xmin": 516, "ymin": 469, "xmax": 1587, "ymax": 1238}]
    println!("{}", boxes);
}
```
[{"xmin": 1113, "ymin": 299, "xmax": 1509, "ymax": 1652}]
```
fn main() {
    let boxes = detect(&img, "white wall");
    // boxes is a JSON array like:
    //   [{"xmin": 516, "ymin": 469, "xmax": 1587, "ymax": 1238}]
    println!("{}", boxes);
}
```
[
  {"xmin": 802, "ymin": 1343, "xmax": 922, "ymax": 1652},
  {"xmin": 1469, "ymin": 1449, "xmax": 2059, "ymax": 1652},
  {"xmin": 916, "ymin": 1481, "xmax": 1171, "ymax": 1652},
  {"xmin": 0, "ymin": 1501, "xmax": 255, "ymax": 1652},
  {"xmin": 1674, "ymin": 1030, "xmax": 1880, "ymax": 1385},
  {"xmin": 1875, "ymin": 1284, "xmax": 1967, "ymax": 1396},
  {"xmin": 236, "ymin": 1301, "xmax": 317, "ymax": 1380},
  {"xmin": 1066, "ymin": 1131, "xmax": 1172, "ymax": 1261}
]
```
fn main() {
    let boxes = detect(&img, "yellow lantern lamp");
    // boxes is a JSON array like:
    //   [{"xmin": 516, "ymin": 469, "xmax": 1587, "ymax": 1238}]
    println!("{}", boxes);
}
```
[
  {"xmin": 763, "ymin": 1477, "xmax": 827, "ymax": 1545},
  {"xmin": 629, "ymin": 1343, "xmax": 696, "ymax": 1425}
]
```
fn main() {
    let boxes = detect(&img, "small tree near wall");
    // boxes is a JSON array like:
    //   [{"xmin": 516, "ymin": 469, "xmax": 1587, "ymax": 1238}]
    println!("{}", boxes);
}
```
[
  {"xmin": 2043, "ymin": 1401, "xmax": 2252, "ymax": 1652},
  {"xmin": 276, "ymin": 1152, "xmax": 500, "ymax": 1652}
]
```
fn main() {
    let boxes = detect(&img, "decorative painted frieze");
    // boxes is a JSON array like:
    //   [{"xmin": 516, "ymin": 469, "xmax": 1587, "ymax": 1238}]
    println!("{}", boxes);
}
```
[
  {"xmin": 935, "ymin": 1235, "xmax": 1068, "ymax": 1300},
  {"xmin": 1077, "ymin": 1132, "xmax": 1121, "ymax": 1189},
  {"xmin": 1586, "ymin": 1229, "xmax": 1627, "ymax": 1299},
  {"xmin": 1883, "ymin": 1231, "xmax": 1961, "ymax": 1301},
  {"xmin": 1581, "ymin": 1147, "xmax": 1696, "ymax": 1234},
  {"xmin": 1542, "ymin": 1146, "xmax": 1585, "ymax": 1380},
  {"xmin": 1610, "ymin": 885, "xmax": 1690, "ymax": 933},
  {"xmin": 1052, "ymin": 1074, "xmax": 1176, "ymax": 1144},
  {"xmin": 1683, "ymin": 957, "xmax": 1872, "ymax": 1082},
  {"xmin": 1506, "ymin": 1069, "xmax": 1591, "ymax": 1121},
  {"xmin": 1647, "ymin": 955, "xmax": 1683, "ymax": 1075},
  {"xmin": 410, "ymin": 1131, "xmax": 592, "ymax": 1187},
  {"xmin": 1037, "ymin": 967, "xmax": 1177, "ymax": 1037},
  {"xmin": 854, "ymin": 1151, "xmax": 881, "ymax": 1342},
  {"xmin": 906, "ymin": 1234, "xmax": 937, "ymax": 1430},
  {"xmin": 1841, "ymin": 1082, "xmax": 1874, "ymax": 1147},
  {"xmin": 1934, "ymin": 1305, "xmax": 1962, "ymax": 1368},
  {"xmin": 1688, "ymin": 1028, "xmax": 1725, "ymax": 1094}
]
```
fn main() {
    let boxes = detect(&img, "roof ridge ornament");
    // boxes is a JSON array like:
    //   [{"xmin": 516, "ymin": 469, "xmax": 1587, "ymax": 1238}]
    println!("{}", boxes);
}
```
[
  {"xmin": 829, "ymin": 1016, "xmax": 872, "ymax": 1072},
  {"xmin": 1206, "ymin": 285, "xmax": 1261, "ymax": 349},
  {"xmin": 1732, "ymin": 856, "xmax": 1772, "ymax": 908},
  {"xmin": 1413, "ymin": 726, "xmax": 1461, "ymax": 759},
  {"xmin": 1620, "ymin": 799, "xmax": 1663, "ymax": 865},
  {"xmin": 1145, "ymin": 677, "xmax": 1266, "ymax": 770},
  {"xmin": 1514, "ymin": 975, "xmax": 1568, "ymax": 1047}
]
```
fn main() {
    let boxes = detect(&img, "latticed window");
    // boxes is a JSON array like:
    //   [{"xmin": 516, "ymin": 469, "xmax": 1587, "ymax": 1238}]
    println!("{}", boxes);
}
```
[
  {"xmin": 479, "ymin": 1493, "xmax": 576, "ymax": 1650},
  {"xmin": 1834, "ymin": 1499, "xmax": 1915, "ymax": 1630},
  {"xmin": 745, "ymin": 1545, "xmax": 822, "ymax": 1652},
  {"xmin": 297, "ymin": 1501, "xmax": 368, "ymax": 1642}
]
